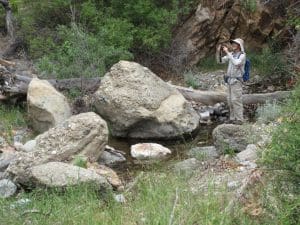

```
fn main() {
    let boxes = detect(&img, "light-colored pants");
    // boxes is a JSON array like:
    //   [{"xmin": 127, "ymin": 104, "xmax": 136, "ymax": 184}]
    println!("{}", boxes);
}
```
[{"xmin": 227, "ymin": 81, "xmax": 243, "ymax": 121}]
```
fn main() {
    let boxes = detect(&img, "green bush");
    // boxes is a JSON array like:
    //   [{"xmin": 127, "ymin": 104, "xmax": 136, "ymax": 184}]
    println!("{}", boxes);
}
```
[
  {"xmin": 36, "ymin": 24, "xmax": 133, "ymax": 79},
  {"xmin": 256, "ymin": 84, "xmax": 300, "ymax": 224},
  {"xmin": 248, "ymin": 48, "xmax": 288, "ymax": 78},
  {"xmin": 261, "ymin": 86, "xmax": 300, "ymax": 181},
  {"xmin": 12, "ymin": 0, "xmax": 195, "ymax": 68},
  {"xmin": 256, "ymin": 101, "xmax": 282, "ymax": 124}
]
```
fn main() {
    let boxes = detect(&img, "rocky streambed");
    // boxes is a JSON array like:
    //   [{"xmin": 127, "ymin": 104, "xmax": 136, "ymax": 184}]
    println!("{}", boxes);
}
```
[{"xmin": 0, "ymin": 60, "xmax": 279, "ymax": 205}]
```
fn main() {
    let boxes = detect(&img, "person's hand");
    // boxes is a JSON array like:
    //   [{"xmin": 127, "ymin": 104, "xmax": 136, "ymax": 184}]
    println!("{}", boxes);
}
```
[{"xmin": 222, "ymin": 46, "xmax": 229, "ymax": 53}]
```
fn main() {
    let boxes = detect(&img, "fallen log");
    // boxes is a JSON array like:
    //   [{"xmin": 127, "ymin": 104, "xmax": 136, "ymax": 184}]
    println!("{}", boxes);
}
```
[
  {"xmin": 174, "ymin": 85, "xmax": 291, "ymax": 105},
  {"xmin": 1, "ymin": 75, "xmax": 101, "ymax": 95},
  {"xmin": 0, "ymin": 58, "xmax": 15, "ymax": 67},
  {"xmin": 1, "ymin": 74, "xmax": 291, "ymax": 105}
]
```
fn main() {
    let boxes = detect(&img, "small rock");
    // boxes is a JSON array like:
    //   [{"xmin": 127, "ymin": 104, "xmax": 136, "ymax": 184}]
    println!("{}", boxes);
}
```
[
  {"xmin": 0, "ymin": 136, "xmax": 7, "ymax": 147},
  {"xmin": 0, "ymin": 179, "xmax": 17, "ymax": 198},
  {"xmin": 227, "ymin": 180, "xmax": 240, "ymax": 190},
  {"xmin": 267, "ymin": 85, "xmax": 275, "ymax": 92},
  {"xmin": 131, "ymin": 143, "xmax": 171, "ymax": 161},
  {"xmin": 240, "ymin": 161, "xmax": 257, "ymax": 169},
  {"xmin": 99, "ymin": 146, "xmax": 126, "ymax": 165},
  {"xmin": 236, "ymin": 144, "xmax": 258, "ymax": 162},
  {"xmin": 10, "ymin": 198, "xmax": 31, "ymax": 209},
  {"xmin": 14, "ymin": 142, "xmax": 24, "ymax": 151},
  {"xmin": 114, "ymin": 194, "xmax": 126, "ymax": 203},
  {"xmin": 199, "ymin": 111, "xmax": 210, "ymax": 120},
  {"xmin": 0, "ymin": 151, "xmax": 17, "ymax": 172},
  {"xmin": 174, "ymin": 158, "xmax": 201, "ymax": 174},
  {"xmin": 88, "ymin": 163, "xmax": 123, "ymax": 190},
  {"xmin": 188, "ymin": 146, "xmax": 219, "ymax": 160},
  {"xmin": 22, "ymin": 140, "xmax": 37, "ymax": 152}
]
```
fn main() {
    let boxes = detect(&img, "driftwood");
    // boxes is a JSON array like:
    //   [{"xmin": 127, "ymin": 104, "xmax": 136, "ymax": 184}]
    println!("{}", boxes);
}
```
[{"xmin": 0, "ymin": 72, "xmax": 291, "ymax": 105}]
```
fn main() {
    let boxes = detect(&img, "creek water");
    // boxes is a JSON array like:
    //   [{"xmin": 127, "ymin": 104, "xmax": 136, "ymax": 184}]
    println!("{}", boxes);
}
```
[{"xmin": 107, "ymin": 124, "xmax": 217, "ymax": 179}]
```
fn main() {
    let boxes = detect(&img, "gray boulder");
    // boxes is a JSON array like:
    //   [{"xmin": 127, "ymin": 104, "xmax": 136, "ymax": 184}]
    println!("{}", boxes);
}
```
[
  {"xmin": 27, "ymin": 78, "xmax": 71, "ymax": 133},
  {"xmin": 212, "ymin": 124, "xmax": 252, "ymax": 153},
  {"xmin": 236, "ymin": 144, "xmax": 258, "ymax": 162},
  {"xmin": 30, "ymin": 162, "xmax": 111, "ymax": 190},
  {"xmin": 94, "ymin": 61, "xmax": 200, "ymax": 139},
  {"xmin": 7, "ymin": 112, "xmax": 109, "ymax": 185},
  {"xmin": 0, "ymin": 179, "xmax": 17, "ymax": 198}
]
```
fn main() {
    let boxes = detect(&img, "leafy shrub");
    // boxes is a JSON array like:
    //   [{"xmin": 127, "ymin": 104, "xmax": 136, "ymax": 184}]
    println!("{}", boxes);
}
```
[
  {"xmin": 261, "ymin": 85, "xmax": 300, "ymax": 185},
  {"xmin": 248, "ymin": 48, "xmax": 287, "ymax": 78},
  {"xmin": 12, "ymin": 0, "xmax": 195, "ymax": 70},
  {"xmin": 36, "ymin": 24, "xmax": 133, "ymax": 79},
  {"xmin": 256, "ymin": 101, "xmax": 282, "ymax": 124},
  {"xmin": 184, "ymin": 71, "xmax": 199, "ymax": 89}
]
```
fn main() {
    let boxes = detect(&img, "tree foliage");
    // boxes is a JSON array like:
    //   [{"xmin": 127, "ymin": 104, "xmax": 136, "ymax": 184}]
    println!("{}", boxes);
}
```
[{"xmin": 9, "ymin": 0, "xmax": 195, "ymax": 78}]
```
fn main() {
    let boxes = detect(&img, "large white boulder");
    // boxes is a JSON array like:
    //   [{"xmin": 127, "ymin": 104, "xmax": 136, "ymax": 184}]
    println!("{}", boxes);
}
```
[
  {"xmin": 27, "ymin": 78, "xmax": 71, "ymax": 133},
  {"xmin": 94, "ymin": 61, "xmax": 200, "ymax": 139}
]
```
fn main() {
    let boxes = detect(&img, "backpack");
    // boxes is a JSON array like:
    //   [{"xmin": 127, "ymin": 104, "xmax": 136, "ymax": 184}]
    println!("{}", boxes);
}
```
[{"xmin": 238, "ymin": 53, "xmax": 251, "ymax": 82}]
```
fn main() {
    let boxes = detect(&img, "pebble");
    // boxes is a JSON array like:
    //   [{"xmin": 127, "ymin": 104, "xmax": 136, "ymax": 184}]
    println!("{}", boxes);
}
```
[
  {"xmin": 10, "ymin": 198, "xmax": 31, "ymax": 209},
  {"xmin": 0, "ymin": 179, "xmax": 17, "ymax": 198},
  {"xmin": 114, "ymin": 194, "xmax": 126, "ymax": 203},
  {"xmin": 227, "ymin": 180, "xmax": 240, "ymax": 190}
]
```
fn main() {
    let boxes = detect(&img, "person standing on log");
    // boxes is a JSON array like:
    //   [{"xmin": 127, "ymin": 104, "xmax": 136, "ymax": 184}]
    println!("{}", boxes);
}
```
[{"xmin": 216, "ymin": 38, "xmax": 246, "ymax": 125}]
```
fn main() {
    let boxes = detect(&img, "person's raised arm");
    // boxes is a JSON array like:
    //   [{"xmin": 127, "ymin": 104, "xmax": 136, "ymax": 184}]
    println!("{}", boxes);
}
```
[{"xmin": 216, "ymin": 45, "xmax": 229, "ymax": 64}]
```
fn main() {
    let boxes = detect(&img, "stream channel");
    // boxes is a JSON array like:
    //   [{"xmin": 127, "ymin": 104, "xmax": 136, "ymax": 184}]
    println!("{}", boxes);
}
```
[{"xmin": 106, "ymin": 124, "xmax": 217, "ymax": 180}]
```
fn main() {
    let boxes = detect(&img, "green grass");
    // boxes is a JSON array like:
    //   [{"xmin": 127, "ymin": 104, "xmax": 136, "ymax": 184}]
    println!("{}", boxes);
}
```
[
  {"xmin": 0, "ymin": 104, "xmax": 26, "ymax": 143},
  {"xmin": 0, "ymin": 171, "xmax": 258, "ymax": 225}
]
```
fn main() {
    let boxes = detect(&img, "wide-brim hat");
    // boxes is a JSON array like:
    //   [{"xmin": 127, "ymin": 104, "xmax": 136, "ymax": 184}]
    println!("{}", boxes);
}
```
[{"xmin": 230, "ymin": 38, "xmax": 245, "ymax": 52}]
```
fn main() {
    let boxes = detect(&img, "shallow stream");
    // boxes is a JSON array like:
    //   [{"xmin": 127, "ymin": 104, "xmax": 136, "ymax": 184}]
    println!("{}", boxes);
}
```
[{"xmin": 107, "ymin": 124, "xmax": 217, "ymax": 179}]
